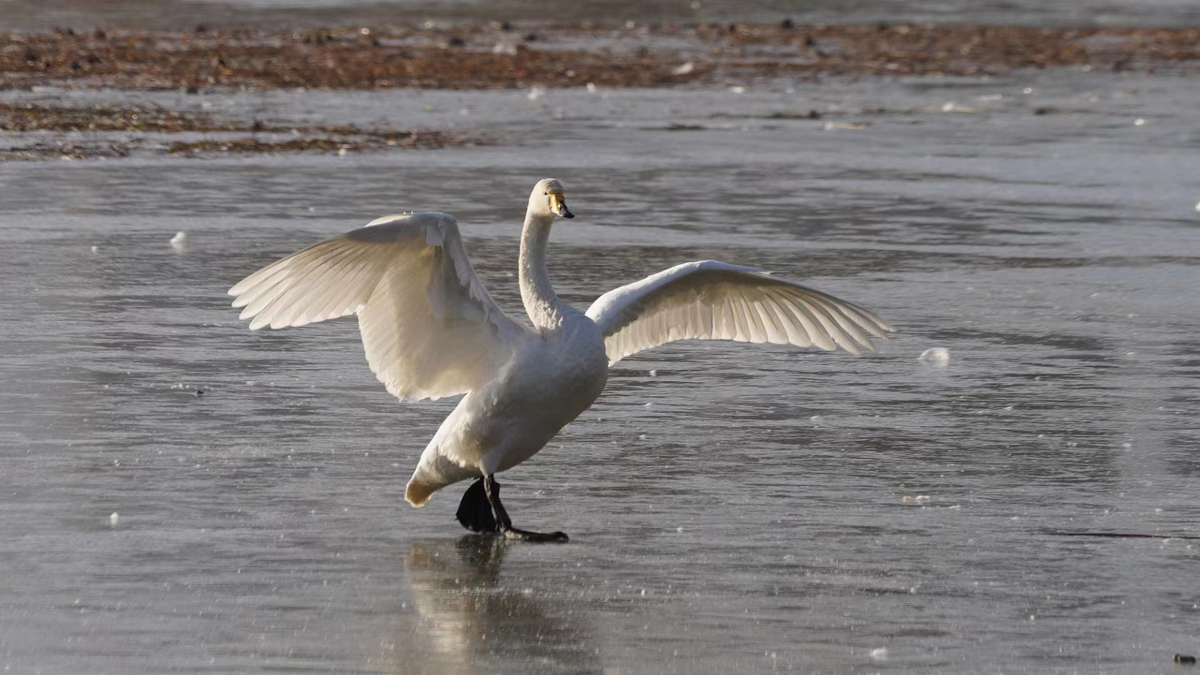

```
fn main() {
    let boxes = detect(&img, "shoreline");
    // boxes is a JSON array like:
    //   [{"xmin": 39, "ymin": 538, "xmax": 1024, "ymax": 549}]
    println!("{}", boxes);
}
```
[
  {"xmin": 2, "ymin": 23, "xmax": 1197, "ymax": 93},
  {"xmin": 2, "ymin": 22, "xmax": 1196, "ymax": 160}
]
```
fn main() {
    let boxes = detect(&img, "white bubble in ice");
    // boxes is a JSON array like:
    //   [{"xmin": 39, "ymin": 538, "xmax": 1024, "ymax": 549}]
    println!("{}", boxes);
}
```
[
  {"xmin": 109, "ymin": 512, "xmax": 119, "ymax": 527},
  {"xmin": 869, "ymin": 647, "xmax": 888, "ymax": 661},
  {"xmin": 919, "ymin": 347, "xmax": 951, "ymax": 364},
  {"xmin": 170, "ymin": 231, "xmax": 187, "ymax": 251}
]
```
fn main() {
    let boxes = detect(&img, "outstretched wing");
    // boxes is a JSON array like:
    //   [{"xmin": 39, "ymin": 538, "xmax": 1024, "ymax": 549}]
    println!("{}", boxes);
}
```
[
  {"xmin": 585, "ymin": 261, "xmax": 893, "ymax": 365},
  {"xmin": 228, "ymin": 212, "xmax": 526, "ymax": 401}
]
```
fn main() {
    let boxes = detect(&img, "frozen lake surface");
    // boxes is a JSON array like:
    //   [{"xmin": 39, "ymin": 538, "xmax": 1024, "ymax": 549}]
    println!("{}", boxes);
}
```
[{"xmin": 2, "ymin": 69, "xmax": 1200, "ymax": 673}]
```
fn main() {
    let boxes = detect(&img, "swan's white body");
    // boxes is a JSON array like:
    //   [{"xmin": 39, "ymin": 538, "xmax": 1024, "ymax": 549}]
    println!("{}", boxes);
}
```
[{"xmin": 229, "ymin": 179, "xmax": 892, "ymax": 511}]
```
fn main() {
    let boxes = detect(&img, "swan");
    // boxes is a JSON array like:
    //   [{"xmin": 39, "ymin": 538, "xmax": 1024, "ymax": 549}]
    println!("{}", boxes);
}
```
[{"xmin": 228, "ymin": 178, "xmax": 893, "ymax": 542}]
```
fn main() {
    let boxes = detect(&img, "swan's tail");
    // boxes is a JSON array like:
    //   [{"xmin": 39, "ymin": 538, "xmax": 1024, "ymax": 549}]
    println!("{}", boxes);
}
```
[
  {"xmin": 404, "ymin": 478, "xmax": 439, "ymax": 507},
  {"xmin": 405, "ymin": 452, "xmax": 479, "ymax": 507}
]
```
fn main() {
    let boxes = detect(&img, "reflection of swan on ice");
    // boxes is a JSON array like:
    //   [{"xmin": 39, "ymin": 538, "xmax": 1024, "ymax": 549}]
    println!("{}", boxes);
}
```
[
  {"xmin": 230, "ymin": 179, "xmax": 893, "ymax": 540},
  {"xmin": 385, "ymin": 537, "xmax": 599, "ymax": 674}
]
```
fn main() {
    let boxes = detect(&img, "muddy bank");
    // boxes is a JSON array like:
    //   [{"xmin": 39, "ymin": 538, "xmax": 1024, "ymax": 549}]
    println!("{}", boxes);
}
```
[
  {"xmin": 0, "ymin": 101, "xmax": 456, "ymax": 160},
  {"xmin": 4, "ymin": 22, "xmax": 1196, "ymax": 160},
  {"xmin": 1, "ymin": 23, "xmax": 1197, "ymax": 93}
]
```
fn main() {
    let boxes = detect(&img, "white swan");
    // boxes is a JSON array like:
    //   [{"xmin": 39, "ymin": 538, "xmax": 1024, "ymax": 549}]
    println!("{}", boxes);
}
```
[{"xmin": 228, "ymin": 178, "xmax": 893, "ymax": 541}]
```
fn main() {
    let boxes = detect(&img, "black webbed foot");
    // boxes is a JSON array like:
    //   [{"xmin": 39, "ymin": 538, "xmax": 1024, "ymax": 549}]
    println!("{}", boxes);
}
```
[
  {"xmin": 455, "ymin": 478, "xmax": 499, "ymax": 533},
  {"xmin": 457, "ymin": 475, "xmax": 570, "ymax": 543}
]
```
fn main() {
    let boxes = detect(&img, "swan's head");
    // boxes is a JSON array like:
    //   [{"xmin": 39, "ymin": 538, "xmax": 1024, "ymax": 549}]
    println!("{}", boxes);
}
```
[{"xmin": 529, "ymin": 178, "xmax": 574, "ymax": 220}]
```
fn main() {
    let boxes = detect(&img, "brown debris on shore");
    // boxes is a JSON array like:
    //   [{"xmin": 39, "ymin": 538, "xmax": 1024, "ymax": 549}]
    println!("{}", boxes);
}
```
[
  {"xmin": 0, "ymin": 101, "xmax": 455, "ymax": 160},
  {"xmin": 3, "ymin": 22, "xmax": 1197, "ymax": 161},
  {"xmin": 163, "ymin": 126, "xmax": 447, "ymax": 156},
  {"xmin": 708, "ymin": 23, "xmax": 1200, "ymax": 78},
  {"xmin": 0, "ymin": 101, "xmax": 232, "ymax": 132},
  {"xmin": 0, "ymin": 23, "xmax": 1197, "ymax": 93},
  {"xmin": 0, "ymin": 25, "xmax": 703, "ymax": 91}
]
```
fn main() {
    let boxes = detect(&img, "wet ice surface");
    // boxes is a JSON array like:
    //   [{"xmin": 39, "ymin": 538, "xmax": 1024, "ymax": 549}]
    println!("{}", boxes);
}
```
[{"xmin": 3, "ymin": 70, "xmax": 1200, "ymax": 674}]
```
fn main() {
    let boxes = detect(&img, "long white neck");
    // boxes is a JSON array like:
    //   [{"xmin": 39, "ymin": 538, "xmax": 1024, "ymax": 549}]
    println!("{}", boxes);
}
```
[{"xmin": 519, "ymin": 211, "xmax": 567, "ymax": 331}]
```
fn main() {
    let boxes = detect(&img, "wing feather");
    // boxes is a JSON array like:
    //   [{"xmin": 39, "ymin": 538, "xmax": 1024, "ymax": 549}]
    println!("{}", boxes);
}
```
[
  {"xmin": 807, "ymin": 293, "xmax": 875, "ymax": 350},
  {"xmin": 761, "ymin": 290, "xmax": 812, "ymax": 347},
  {"xmin": 733, "ymin": 295, "xmax": 754, "ymax": 342},
  {"xmin": 791, "ymin": 294, "xmax": 856, "ymax": 354},
  {"xmin": 309, "ymin": 258, "xmax": 372, "ymax": 321},
  {"xmin": 229, "ymin": 212, "xmax": 525, "ymax": 401},
  {"xmin": 784, "ymin": 296, "xmax": 836, "ymax": 351},
  {"xmin": 586, "ymin": 260, "xmax": 894, "ymax": 364},
  {"xmin": 751, "ymin": 295, "xmax": 787, "ymax": 344}
]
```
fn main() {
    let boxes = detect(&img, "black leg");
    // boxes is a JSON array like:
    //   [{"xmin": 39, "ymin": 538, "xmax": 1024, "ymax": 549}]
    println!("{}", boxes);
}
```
[{"xmin": 483, "ymin": 474, "xmax": 568, "ymax": 543}]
